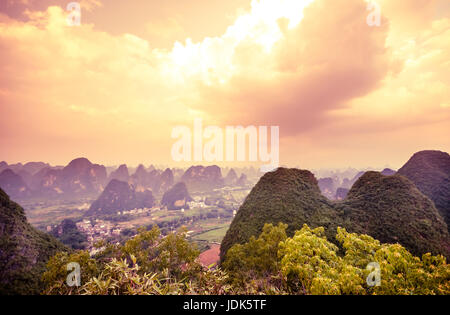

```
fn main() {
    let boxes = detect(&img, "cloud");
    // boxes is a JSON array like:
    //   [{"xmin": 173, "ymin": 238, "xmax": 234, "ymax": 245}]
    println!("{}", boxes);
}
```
[
  {"xmin": 0, "ymin": 6, "xmax": 182, "ymax": 164},
  {"xmin": 0, "ymin": 0, "xmax": 448, "ymax": 167},
  {"xmin": 171, "ymin": 0, "xmax": 392, "ymax": 135},
  {"xmin": 79, "ymin": 0, "xmax": 102, "ymax": 12},
  {"xmin": 378, "ymin": 0, "xmax": 439, "ymax": 32}
]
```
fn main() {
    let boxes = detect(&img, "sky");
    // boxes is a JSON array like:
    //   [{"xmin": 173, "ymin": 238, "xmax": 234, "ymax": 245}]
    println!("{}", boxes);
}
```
[{"xmin": 0, "ymin": 0, "xmax": 449, "ymax": 169}]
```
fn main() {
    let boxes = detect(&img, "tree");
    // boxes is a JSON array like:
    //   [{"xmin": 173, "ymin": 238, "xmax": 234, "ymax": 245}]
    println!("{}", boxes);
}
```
[
  {"xmin": 42, "ymin": 251, "xmax": 99, "ymax": 295},
  {"xmin": 222, "ymin": 223, "xmax": 287, "ymax": 290},
  {"xmin": 121, "ymin": 226, "xmax": 199, "ymax": 279},
  {"xmin": 278, "ymin": 224, "xmax": 364, "ymax": 295},
  {"xmin": 43, "ymin": 223, "xmax": 450, "ymax": 295},
  {"xmin": 278, "ymin": 225, "xmax": 450, "ymax": 295}
]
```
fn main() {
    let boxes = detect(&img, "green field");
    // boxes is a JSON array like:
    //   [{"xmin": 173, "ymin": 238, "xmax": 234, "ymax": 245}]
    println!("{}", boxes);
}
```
[
  {"xmin": 191, "ymin": 223, "xmax": 230, "ymax": 243},
  {"xmin": 25, "ymin": 205, "xmax": 86, "ymax": 229},
  {"xmin": 23, "ymin": 199, "xmax": 234, "ymax": 243}
]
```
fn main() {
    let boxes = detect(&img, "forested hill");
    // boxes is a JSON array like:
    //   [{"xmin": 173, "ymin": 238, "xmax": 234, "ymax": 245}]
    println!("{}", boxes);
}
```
[
  {"xmin": 221, "ymin": 168, "xmax": 450, "ymax": 260},
  {"xmin": 0, "ymin": 188, "xmax": 66, "ymax": 294},
  {"xmin": 397, "ymin": 150, "xmax": 450, "ymax": 232}
]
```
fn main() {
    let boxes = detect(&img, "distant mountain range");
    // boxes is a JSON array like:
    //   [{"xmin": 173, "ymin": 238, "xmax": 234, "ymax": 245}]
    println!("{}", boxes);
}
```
[
  {"xmin": 224, "ymin": 169, "xmax": 238, "ymax": 186},
  {"xmin": 87, "ymin": 164, "xmax": 253, "ymax": 213},
  {"xmin": 318, "ymin": 177, "xmax": 336, "ymax": 199},
  {"xmin": 221, "ymin": 151, "xmax": 450, "ymax": 260},
  {"xmin": 181, "ymin": 165, "xmax": 224, "ymax": 192},
  {"xmin": 0, "ymin": 158, "xmax": 106, "ymax": 199},
  {"xmin": 86, "ymin": 179, "xmax": 155, "ymax": 216},
  {"xmin": 315, "ymin": 168, "xmax": 397, "ymax": 201},
  {"xmin": 109, "ymin": 164, "xmax": 129, "ymax": 182},
  {"xmin": 236, "ymin": 173, "xmax": 249, "ymax": 187},
  {"xmin": 0, "ymin": 159, "xmax": 254, "ymax": 202},
  {"xmin": 0, "ymin": 169, "xmax": 32, "ymax": 199},
  {"xmin": 154, "ymin": 168, "xmax": 175, "ymax": 194},
  {"xmin": 161, "ymin": 182, "xmax": 193, "ymax": 210},
  {"xmin": 381, "ymin": 168, "xmax": 396, "ymax": 176},
  {"xmin": 317, "ymin": 169, "xmax": 382, "ymax": 201},
  {"xmin": 0, "ymin": 161, "xmax": 51, "ymax": 176}
]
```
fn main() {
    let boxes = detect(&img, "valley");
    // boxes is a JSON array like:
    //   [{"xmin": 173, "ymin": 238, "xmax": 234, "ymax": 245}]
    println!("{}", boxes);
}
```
[
  {"xmin": 7, "ymin": 163, "xmax": 253, "ymax": 259},
  {"xmin": 1, "ymin": 150, "xmax": 449, "ymax": 295}
]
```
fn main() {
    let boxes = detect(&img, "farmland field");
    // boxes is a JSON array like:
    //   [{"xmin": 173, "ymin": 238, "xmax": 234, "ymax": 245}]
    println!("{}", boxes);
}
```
[{"xmin": 191, "ymin": 223, "xmax": 230, "ymax": 243}]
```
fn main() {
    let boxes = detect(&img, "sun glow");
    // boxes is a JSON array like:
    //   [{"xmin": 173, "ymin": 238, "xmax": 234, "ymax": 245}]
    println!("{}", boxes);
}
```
[
  {"xmin": 167, "ymin": 0, "xmax": 315, "ymax": 84},
  {"xmin": 1, "ymin": 0, "xmax": 449, "ymax": 167}
]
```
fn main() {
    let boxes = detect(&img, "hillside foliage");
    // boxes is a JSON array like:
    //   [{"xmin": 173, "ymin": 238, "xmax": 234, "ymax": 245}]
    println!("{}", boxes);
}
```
[
  {"xmin": 223, "ymin": 224, "xmax": 450, "ymax": 295},
  {"xmin": 43, "ymin": 226, "xmax": 236, "ymax": 295},
  {"xmin": 0, "ymin": 189, "xmax": 66, "ymax": 295},
  {"xmin": 397, "ymin": 150, "xmax": 450, "ymax": 232},
  {"xmin": 41, "ymin": 224, "xmax": 450, "ymax": 295},
  {"xmin": 221, "ymin": 168, "xmax": 450, "ymax": 260}
]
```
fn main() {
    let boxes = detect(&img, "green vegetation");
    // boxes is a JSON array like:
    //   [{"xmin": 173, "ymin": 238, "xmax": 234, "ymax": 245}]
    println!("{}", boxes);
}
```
[
  {"xmin": 51, "ymin": 219, "xmax": 88, "ymax": 250},
  {"xmin": 277, "ymin": 224, "xmax": 450, "ymax": 295},
  {"xmin": 42, "ymin": 251, "xmax": 99, "ymax": 295},
  {"xmin": 42, "ymin": 226, "xmax": 236, "ymax": 295},
  {"xmin": 42, "ymin": 224, "xmax": 450, "ymax": 295},
  {"xmin": 24, "ymin": 200, "xmax": 88, "ymax": 229},
  {"xmin": 0, "ymin": 188, "xmax": 66, "ymax": 295},
  {"xmin": 222, "ymin": 223, "xmax": 287, "ymax": 291},
  {"xmin": 221, "ymin": 168, "xmax": 339, "ymax": 260},
  {"xmin": 222, "ymin": 223, "xmax": 450, "ymax": 295},
  {"xmin": 336, "ymin": 171, "xmax": 449, "ymax": 257},
  {"xmin": 3, "ymin": 152, "xmax": 450, "ymax": 295},
  {"xmin": 397, "ymin": 150, "xmax": 450, "ymax": 232},
  {"xmin": 191, "ymin": 223, "xmax": 230, "ymax": 243},
  {"xmin": 221, "ymin": 168, "xmax": 450, "ymax": 261}
]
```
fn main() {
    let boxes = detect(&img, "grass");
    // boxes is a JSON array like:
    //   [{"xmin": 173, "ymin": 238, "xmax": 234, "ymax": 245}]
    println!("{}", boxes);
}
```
[
  {"xmin": 191, "ymin": 224, "xmax": 231, "ymax": 243},
  {"xmin": 25, "ymin": 206, "xmax": 86, "ymax": 229},
  {"xmin": 24, "ymin": 200, "xmax": 234, "ymax": 247}
]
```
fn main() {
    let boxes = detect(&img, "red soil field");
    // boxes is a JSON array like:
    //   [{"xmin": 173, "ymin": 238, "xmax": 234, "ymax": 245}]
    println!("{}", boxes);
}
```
[{"xmin": 199, "ymin": 244, "xmax": 220, "ymax": 267}]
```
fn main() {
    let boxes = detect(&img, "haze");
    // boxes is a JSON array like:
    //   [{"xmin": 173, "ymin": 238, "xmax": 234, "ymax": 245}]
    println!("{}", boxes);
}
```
[{"xmin": 0, "ymin": 0, "xmax": 449, "ymax": 169}]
